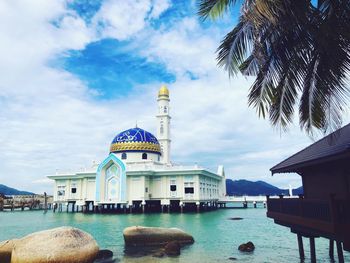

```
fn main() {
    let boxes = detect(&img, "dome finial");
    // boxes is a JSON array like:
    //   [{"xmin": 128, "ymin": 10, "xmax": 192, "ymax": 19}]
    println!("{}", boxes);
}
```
[{"xmin": 158, "ymin": 85, "xmax": 169, "ymax": 98}]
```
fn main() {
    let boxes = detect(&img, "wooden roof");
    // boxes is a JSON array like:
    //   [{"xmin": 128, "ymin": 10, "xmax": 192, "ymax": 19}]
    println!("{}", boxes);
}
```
[{"xmin": 271, "ymin": 123, "xmax": 350, "ymax": 174}]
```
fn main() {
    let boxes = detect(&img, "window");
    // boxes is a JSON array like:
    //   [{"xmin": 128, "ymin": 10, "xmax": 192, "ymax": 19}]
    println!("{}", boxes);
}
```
[
  {"xmin": 170, "ymin": 185, "xmax": 177, "ymax": 191},
  {"xmin": 164, "ymin": 106, "xmax": 167, "ymax": 113},
  {"xmin": 184, "ymin": 187, "xmax": 194, "ymax": 194},
  {"xmin": 121, "ymin": 153, "xmax": 127, "ymax": 159},
  {"xmin": 160, "ymin": 125, "xmax": 164, "ymax": 134},
  {"xmin": 142, "ymin": 153, "xmax": 147, "ymax": 159},
  {"xmin": 71, "ymin": 188, "xmax": 77, "ymax": 194},
  {"xmin": 145, "ymin": 187, "xmax": 148, "ymax": 193}
]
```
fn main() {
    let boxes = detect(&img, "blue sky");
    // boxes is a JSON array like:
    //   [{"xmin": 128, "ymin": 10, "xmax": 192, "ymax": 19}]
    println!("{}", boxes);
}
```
[{"xmin": 0, "ymin": 0, "xmax": 313, "ymax": 193}]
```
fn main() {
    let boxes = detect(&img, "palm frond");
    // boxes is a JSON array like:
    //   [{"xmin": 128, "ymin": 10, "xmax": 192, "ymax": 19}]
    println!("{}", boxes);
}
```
[{"xmin": 197, "ymin": 0, "xmax": 238, "ymax": 20}]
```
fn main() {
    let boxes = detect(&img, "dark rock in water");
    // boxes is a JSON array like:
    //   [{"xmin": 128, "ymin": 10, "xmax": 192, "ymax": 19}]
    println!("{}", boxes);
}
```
[
  {"xmin": 164, "ymin": 241, "xmax": 181, "ymax": 256},
  {"xmin": 94, "ymin": 249, "xmax": 113, "ymax": 262},
  {"xmin": 228, "ymin": 217, "xmax": 243, "ymax": 220},
  {"xmin": 238, "ymin": 241, "xmax": 255, "ymax": 252},
  {"xmin": 228, "ymin": 257, "xmax": 237, "ymax": 260},
  {"xmin": 123, "ymin": 226, "xmax": 194, "ymax": 246}
]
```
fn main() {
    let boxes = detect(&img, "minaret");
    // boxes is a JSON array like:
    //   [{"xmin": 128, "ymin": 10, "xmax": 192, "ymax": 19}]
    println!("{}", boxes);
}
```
[{"xmin": 156, "ymin": 85, "xmax": 171, "ymax": 164}]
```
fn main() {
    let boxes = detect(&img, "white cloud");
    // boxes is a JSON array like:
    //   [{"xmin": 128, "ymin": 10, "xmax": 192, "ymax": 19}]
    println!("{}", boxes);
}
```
[{"xmin": 91, "ymin": 0, "xmax": 171, "ymax": 40}]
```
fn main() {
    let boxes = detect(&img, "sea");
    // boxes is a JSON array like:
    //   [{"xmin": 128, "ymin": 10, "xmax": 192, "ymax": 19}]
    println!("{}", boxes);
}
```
[{"xmin": 1, "ymin": 206, "xmax": 349, "ymax": 263}]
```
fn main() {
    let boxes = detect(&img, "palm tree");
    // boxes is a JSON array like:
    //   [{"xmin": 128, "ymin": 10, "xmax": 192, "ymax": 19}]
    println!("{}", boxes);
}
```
[{"xmin": 198, "ymin": 0, "xmax": 350, "ymax": 135}]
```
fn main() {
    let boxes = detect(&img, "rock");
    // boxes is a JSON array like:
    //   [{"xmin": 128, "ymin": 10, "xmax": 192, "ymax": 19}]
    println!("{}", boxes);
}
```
[
  {"xmin": 0, "ymin": 239, "xmax": 17, "ymax": 263},
  {"xmin": 11, "ymin": 226, "xmax": 99, "ymax": 263},
  {"xmin": 238, "ymin": 241, "xmax": 255, "ymax": 252},
  {"xmin": 164, "ymin": 241, "xmax": 181, "ymax": 256},
  {"xmin": 94, "ymin": 249, "xmax": 114, "ymax": 262},
  {"xmin": 123, "ymin": 226, "xmax": 194, "ymax": 246},
  {"xmin": 228, "ymin": 217, "xmax": 243, "ymax": 220}
]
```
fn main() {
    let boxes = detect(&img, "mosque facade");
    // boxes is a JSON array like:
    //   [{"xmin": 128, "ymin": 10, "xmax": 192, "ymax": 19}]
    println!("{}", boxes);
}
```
[{"xmin": 48, "ymin": 86, "xmax": 226, "ymax": 212}]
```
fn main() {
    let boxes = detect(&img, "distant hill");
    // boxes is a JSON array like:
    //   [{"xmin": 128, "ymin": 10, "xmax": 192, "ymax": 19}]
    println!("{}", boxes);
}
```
[
  {"xmin": 0, "ymin": 184, "xmax": 34, "ymax": 195},
  {"xmin": 226, "ymin": 179, "xmax": 303, "ymax": 196}
]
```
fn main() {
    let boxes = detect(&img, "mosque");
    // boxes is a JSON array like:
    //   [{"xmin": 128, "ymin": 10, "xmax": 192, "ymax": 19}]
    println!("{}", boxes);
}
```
[{"xmin": 48, "ymin": 86, "xmax": 226, "ymax": 213}]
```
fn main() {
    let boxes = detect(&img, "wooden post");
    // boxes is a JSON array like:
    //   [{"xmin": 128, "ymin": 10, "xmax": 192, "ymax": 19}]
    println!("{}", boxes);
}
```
[
  {"xmin": 297, "ymin": 234, "xmax": 305, "ymax": 260},
  {"xmin": 336, "ymin": 241, "xmax": 344, "ymax": 263},
  {"xmin": 0, "ymin": 197, "xmax": 3, "ymax": 211},
  {"xmin": 310, "ymin": 237, "xmax": 316, "ymax": 263},
  {"xmin": 44, "ymin": 192, "xmax": 47, "ymax": 212},
  {"xmin": 329, "ymin": 239, "xmax": 334, "ymax": 260}
]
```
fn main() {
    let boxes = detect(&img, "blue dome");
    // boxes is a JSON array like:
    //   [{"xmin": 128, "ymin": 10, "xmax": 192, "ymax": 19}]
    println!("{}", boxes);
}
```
[{"xmin": 110, "ymin": 127, "xmax": 161, "ymax": 154}]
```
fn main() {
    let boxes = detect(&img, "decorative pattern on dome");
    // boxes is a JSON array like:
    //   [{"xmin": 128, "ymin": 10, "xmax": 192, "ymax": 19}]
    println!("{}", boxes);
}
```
[{"xmin": 110, "ymin": 128, "xmax": 161, "ymax": 154}]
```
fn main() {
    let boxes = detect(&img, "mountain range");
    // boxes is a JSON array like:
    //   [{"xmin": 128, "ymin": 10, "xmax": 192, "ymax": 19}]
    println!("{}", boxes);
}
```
[
  {"xmin": 0, "ymin": 184, "xmax": 34, "ymax": 195},
  {"xmin": 226, "ymin": 179, "xmax": 303, "ymax": 196}
]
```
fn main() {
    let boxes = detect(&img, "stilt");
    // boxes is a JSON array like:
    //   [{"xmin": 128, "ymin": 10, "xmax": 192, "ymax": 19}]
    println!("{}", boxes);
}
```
[
  {"xmin": 0, "ymin": 197, "xmax": 3, "ymax": 211},
  {"xmin": 297, "ymin": 234, "xmax": 305, "ymax": 260},
  {"xmin": 310, "ymin": 237, "xmax": 316, "ymax": 263},
  {"xmin": 336, "ymin": 241, "xmax": 344, "ymax": 263},
  {"xmin": 129, "ymin": 205, "xmax": 133, "ymax": 214},
  {"xmin": 329, "ymin": 239, "xmax": 334, "ymax": 260},
  {"xmin": 142, "ymin": 204, "xmax": 145, "ymax": 214},
  {"xmin": 180, "ymin": 204, "xmax": 183, "ymax": 213},
  {"xmin": 161, "ymin": 205, "xmax": 164, "ymax": 213},
  {"xmin": 253, "ymin": 201, "xmax": 257, "ymax": 208},
  {"xmin": 66, "ymin": 203, "xmax": 69, "ymax": 213},
  {"xmin": 167, "ymin": 204, "xmax": 170, "ymax": 213},
  {"xmin": 196, "ymin": 204, "xmax": 200, "ymax": 213},
  {"xmin": 44, "ymin": 192, "xmax": 47, "ymax": 211}
]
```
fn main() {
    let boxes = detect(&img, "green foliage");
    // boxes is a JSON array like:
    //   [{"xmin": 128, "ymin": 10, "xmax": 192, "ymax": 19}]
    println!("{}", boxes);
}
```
[{"xmin": 198, "ymin": 0, "xmax": 350, "ymax": 135}]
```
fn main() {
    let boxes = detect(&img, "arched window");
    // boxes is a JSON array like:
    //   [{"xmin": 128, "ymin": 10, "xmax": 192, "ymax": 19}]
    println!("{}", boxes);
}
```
[
  {"xmin": 142, "ymin": 153, "xmax": 147, "ymax": 160},
  {"xmin": 121, "ymin": 153, "xmax": 127, "ymax": 160}
]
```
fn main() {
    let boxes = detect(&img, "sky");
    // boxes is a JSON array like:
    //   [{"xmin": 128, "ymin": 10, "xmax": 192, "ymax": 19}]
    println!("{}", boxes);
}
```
[{"xmin": 0, "ymin": 0, "xmax": 324, "ymax": 194}]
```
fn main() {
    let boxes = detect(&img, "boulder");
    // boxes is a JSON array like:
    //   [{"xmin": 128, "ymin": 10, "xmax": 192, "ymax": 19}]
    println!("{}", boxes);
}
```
[
  {"xmin": 164, "ymin": 241, "xmax": 181, "ymax": 256},
  {"xmin": 123, "ymin": 226, "xmax": 194, "ymax": 246},
  {"xmin": 94, "ymin": 249, "xmax": 114, "ymax": 262},
  {"xmin": 0, "ymin": 239, "xmax": 17, "ymax": 263},
  {"xmin": 11, "ymin": 226, "xmax": 99, "ymax": 263},
  {"xmin": 238, "ymin": 241, "xmax": 255, "ymax": 252}
]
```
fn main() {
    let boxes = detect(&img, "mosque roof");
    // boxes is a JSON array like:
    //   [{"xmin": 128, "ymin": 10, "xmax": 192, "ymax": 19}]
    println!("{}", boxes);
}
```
[{"xmin": 110, "ymin": 127, "xmax": 161, "ymax": 154}]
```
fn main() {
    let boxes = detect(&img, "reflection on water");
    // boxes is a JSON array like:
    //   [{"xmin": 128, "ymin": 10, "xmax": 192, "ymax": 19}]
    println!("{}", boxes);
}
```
[{"xmin": 0, "ymin": 208, "xmax": 349, "ymax": 263}]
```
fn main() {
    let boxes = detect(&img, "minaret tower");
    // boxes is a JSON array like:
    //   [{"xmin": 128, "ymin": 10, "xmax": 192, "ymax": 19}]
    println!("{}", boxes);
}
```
[{"xmin": 156, "ymin": 85, "xmax": 171, "ymax": 164}]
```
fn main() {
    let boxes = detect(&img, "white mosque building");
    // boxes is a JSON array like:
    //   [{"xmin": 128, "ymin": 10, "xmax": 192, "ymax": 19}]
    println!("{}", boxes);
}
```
[{"xmin": 48, "ymin": 86, "xmax": 226, "ymax": 213}]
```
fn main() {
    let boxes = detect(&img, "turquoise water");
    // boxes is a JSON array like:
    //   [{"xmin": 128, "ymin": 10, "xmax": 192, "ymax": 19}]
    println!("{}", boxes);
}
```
[{"xmin": 0, "ymin": 208, "xmax": 349, "ymax": 262}]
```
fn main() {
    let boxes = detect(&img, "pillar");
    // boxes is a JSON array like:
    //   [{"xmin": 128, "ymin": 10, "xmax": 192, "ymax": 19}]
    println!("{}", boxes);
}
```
[
  {"xmin": 44, "ymin": 192, "xmax": 48, "ymax": 211},
  {"xmin": 337, "ymin": 241, "xmax": 344, "ymax": 263},
  {"xmin": 297, "ymin": 234, "xmax": 305, "ymax": 260},
  {"xmin": 180, "ymin": 202, "xmax": 183, "ymax": 213},
  {"xmin": 310, "ymin": 237, "xmax": 316, "ymax": 263},
  {"xmin": 329, "ymin": 239, "xmax": 334, "ymax": 260},
  {"xmin": 167, "ymin": 204, "xmax": 170, "ymax": 213}
]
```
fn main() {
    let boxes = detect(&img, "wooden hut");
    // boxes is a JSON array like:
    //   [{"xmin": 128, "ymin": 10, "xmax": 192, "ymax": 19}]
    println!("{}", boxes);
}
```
[{"xmin": 267, "ymin": 124, "xmax": 350, "ymax": 263}]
